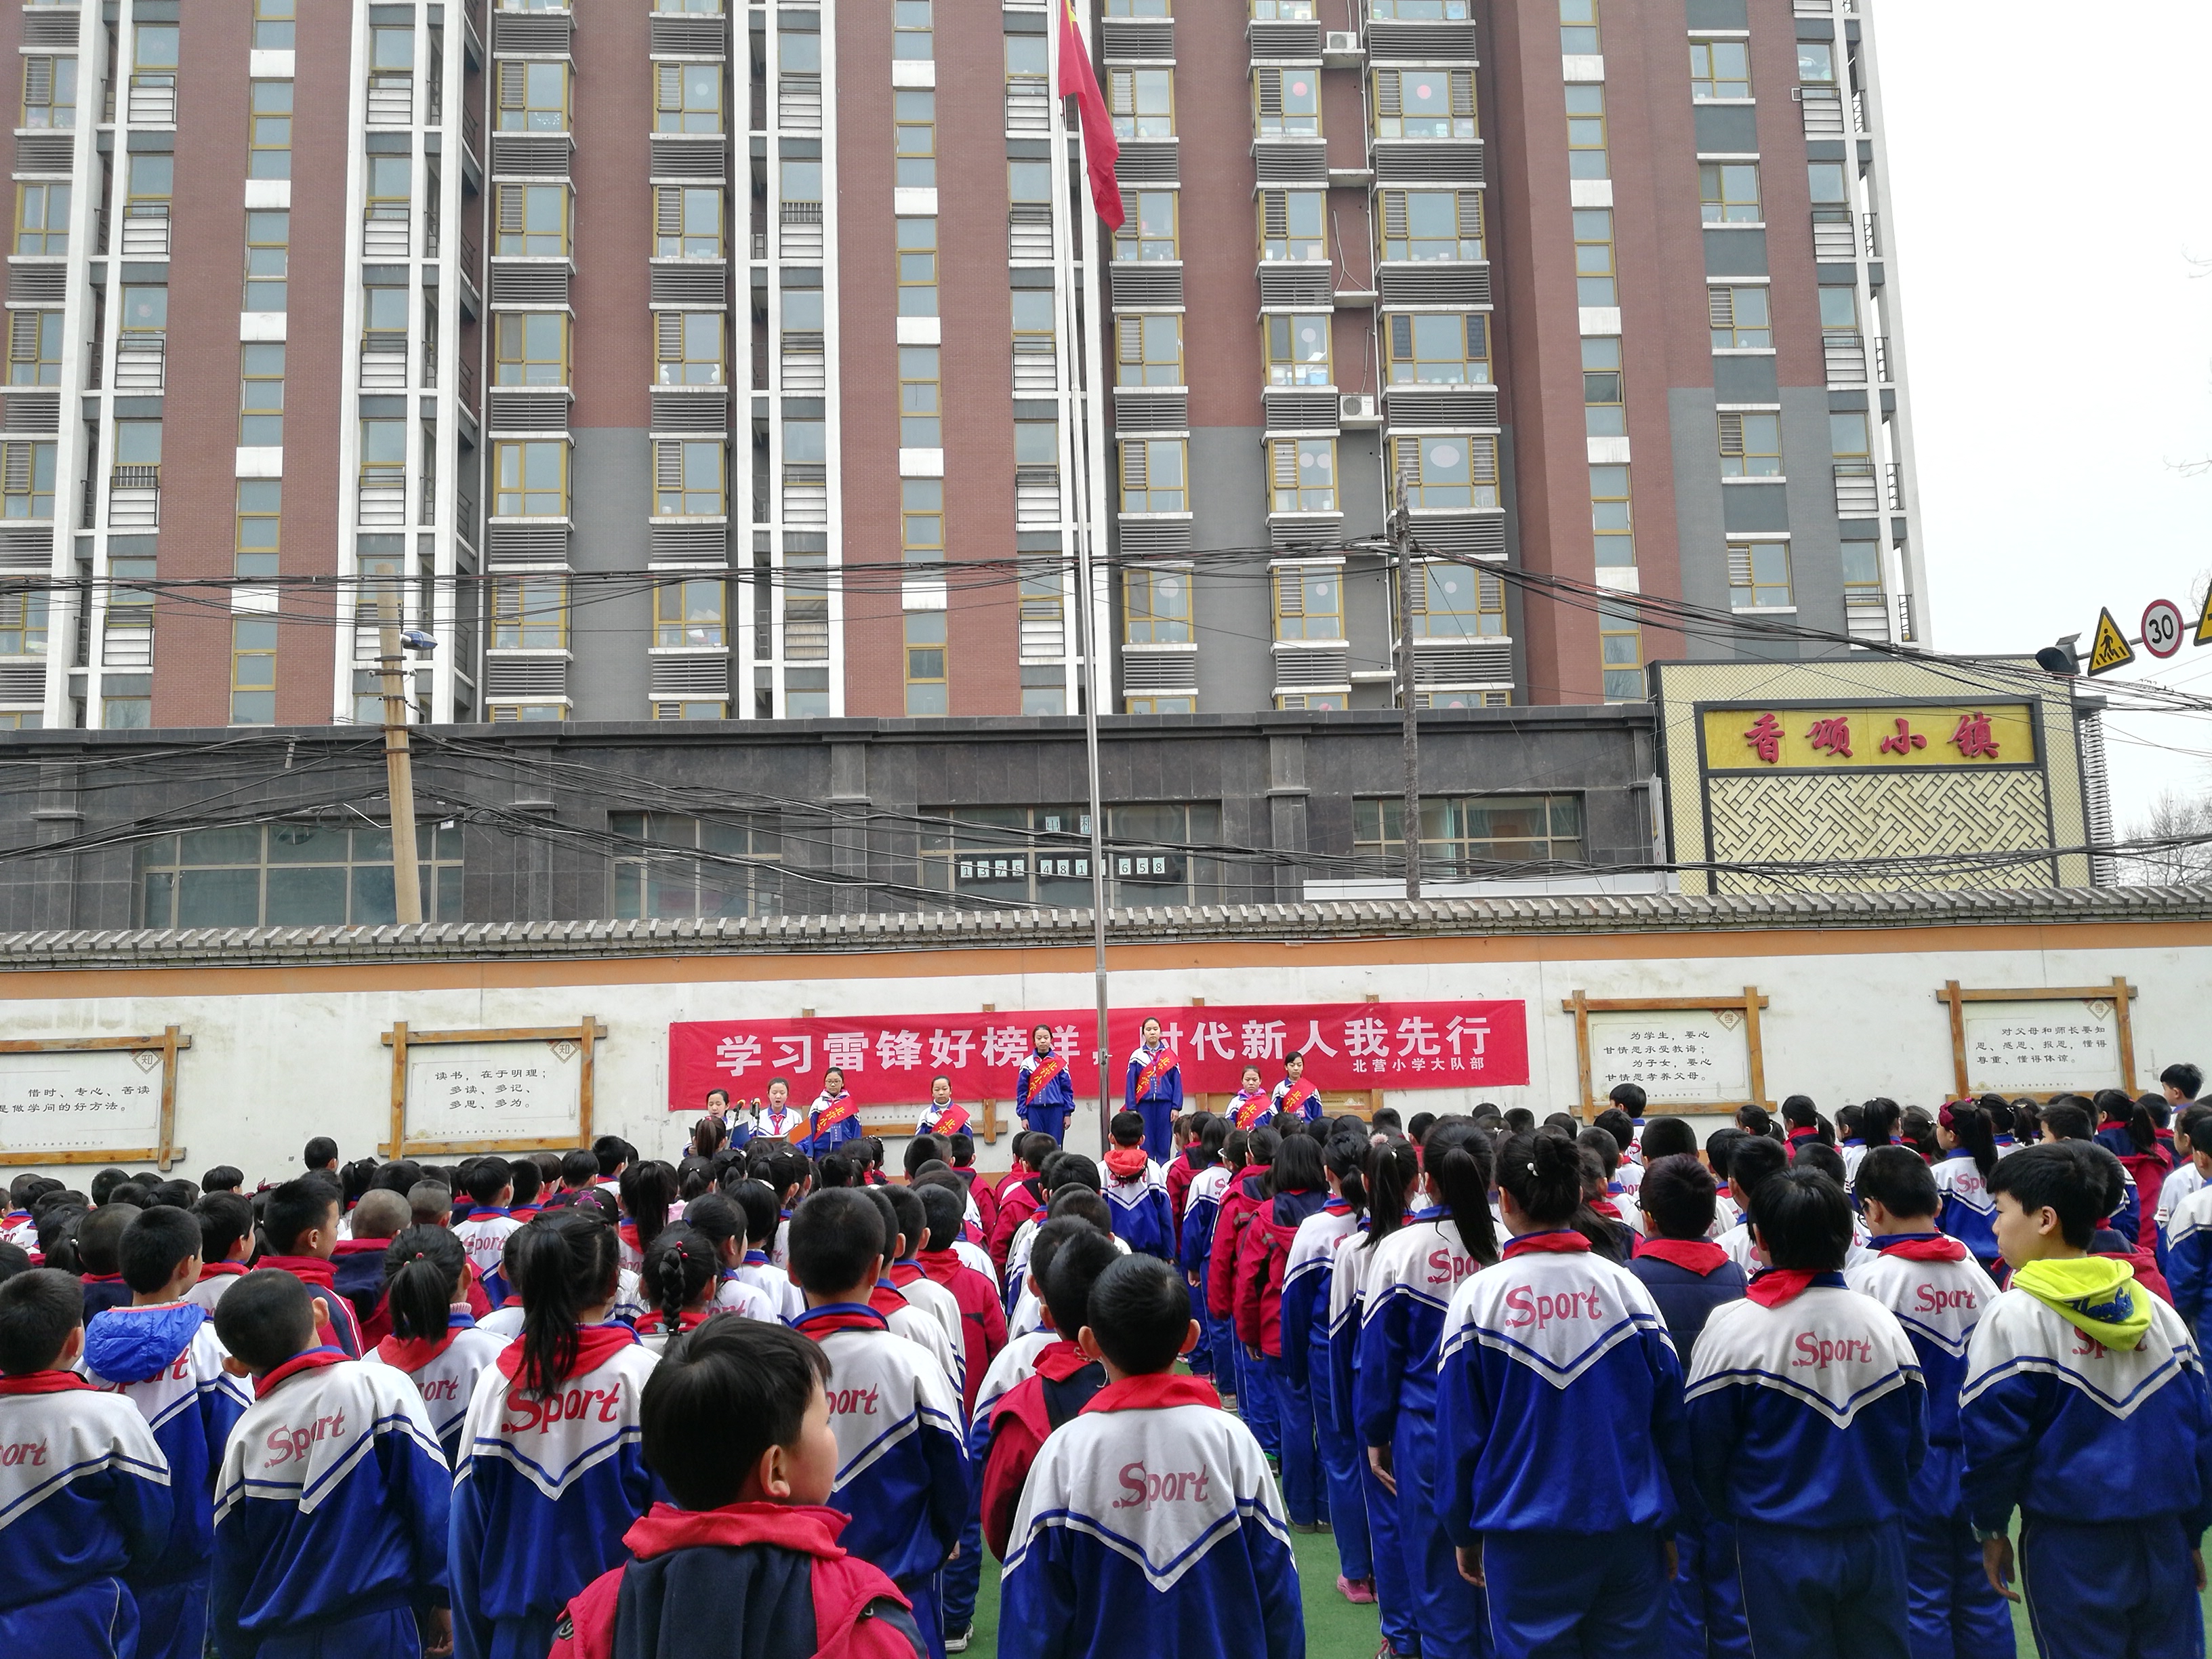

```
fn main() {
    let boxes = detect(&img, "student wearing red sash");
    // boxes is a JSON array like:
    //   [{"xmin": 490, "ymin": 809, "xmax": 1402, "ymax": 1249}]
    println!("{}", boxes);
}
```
[
  {"xmin": 1228, "ymin": 1065, "xmax": 1272, "ymax": 1133},
  {"xmin": 801, "ymin": 1067, "xmax": 863, "ymax": 1158},
  {"xmin": 1124, "ymin": 1018, "xmax": 1183, "ymax": 1161},
  {"xmin": 1270, "ymin": 1050, "xmax": 1322, "ymax": 1124},
  {"xmin": 915, "ymin": 1073, "xmax": 972, "ymax": 1139},
  {"xmin": 1016, "ymin": 1026, "xmax": 1074, "ymax": 1145}
]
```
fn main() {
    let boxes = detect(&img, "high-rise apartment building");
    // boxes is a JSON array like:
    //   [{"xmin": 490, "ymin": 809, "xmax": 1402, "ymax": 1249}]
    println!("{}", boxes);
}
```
[{"xmin": 0, "ymin": 0, "xmax": 1919, "ymax": 731}]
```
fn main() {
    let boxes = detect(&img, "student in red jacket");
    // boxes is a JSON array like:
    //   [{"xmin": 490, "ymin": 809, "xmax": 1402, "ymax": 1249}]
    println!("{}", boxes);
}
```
[
  {"xmin": 1164, "ymin": 1112, "xmax": 1220, "ymax": 1242},
  {"xmin": 550, "ymin": 1317, "xmax": 927, "ymax": 1659},
  {"xmin": 947, "ymin": 1132, "xmax": 998, "ymax": 1248},
  {"xmin": 1234, "ymin": 1129, "xmax": 1330, "ymax": 1530},
  {"xmin": 989, "ymin": 1134, "xmax": 1053, "ymax": 1278},
  {"xmin": 1208, "ymin": 1126, "xmax": 1279, "ymax": 1457}
]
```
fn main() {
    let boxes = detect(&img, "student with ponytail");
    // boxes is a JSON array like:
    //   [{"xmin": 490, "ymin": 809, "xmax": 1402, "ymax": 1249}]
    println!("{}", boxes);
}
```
[
  {"xmin": 1282, "ymin": 1132, "xmax": 1374, "ymax": 1604},
  {"xmin": 2094, "ymin": 1088, "xmax": 2177, "ymax": 1250},
  {"xmin": 371, "ymin": 1225, "xmax": 504, "ymax": 1464},
  {"xmin": 1355, "ymin": 1118, "xmax": 1500, "ymax": 1659},
  {"xmin": 615, "ymin": 1161, "xmax": 678, "ymax": 1275},
  {"xmin": 1234, "ymin": 1130, "xmax": 1330, "ymax": 1532},
  {"xmin": 1844, "ymin": 1099, "xmax": 1903, "ymax": 1183},
  {"xmin": 1931, "ymin": 1101, "xmax": 2003, "ymax": 1268},
  {"xmin": 637, "ymin": 1223, "xmax": 726, "ymax": 1353},
  {"xmin": 1437, "ymin": 1129, "xmax": 1690, "ymax": 1659},
  {"xmin": 449, "ymin": 1208, "xmax": 657, "ymax": 1659},
  {"xmin": 1208, "ymin": 1126, "xmax": 1279, "ymax": 1443},
  {"xmin": 1176, "ymin": 1122, "xmax": 1237, "ymax": 1385}
]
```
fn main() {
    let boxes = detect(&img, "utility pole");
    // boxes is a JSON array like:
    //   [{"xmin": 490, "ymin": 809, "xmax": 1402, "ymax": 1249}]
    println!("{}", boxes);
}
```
[
  {"xmin": 378, "ymin": 619, "xmax": 423, "ymax": 924},
  {"xmin": 1391, "ymin": 470, "xmax": 1421, "ymax": 901}
]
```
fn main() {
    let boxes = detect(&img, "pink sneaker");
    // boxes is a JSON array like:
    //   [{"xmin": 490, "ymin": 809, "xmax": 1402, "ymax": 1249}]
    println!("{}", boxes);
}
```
[{"xmin": 1337, "ymin": 1576, "xmax": 1378, "ymax": 1605}]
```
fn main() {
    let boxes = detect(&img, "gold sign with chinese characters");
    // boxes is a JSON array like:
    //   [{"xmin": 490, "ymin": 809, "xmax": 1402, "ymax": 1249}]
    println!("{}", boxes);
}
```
[{"xmin": 1701, "ymin": 704, "xmax": 2038, "ymax": 771}]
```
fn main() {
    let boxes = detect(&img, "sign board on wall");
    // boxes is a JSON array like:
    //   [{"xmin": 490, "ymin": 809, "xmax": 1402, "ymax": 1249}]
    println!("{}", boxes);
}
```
[
  {"xmin": 1584, "ymin": 1010, "xmax": 1752, "ymax": 1105},
  {"xmin": 666, "ymin": 1000, "xmax": 1531, "ymax": 1111},
  {"xmin": 0, "ymin": 1028, "xmax": 190, "ymax": 1168},
  {"xmin": 406, "ymin": 1043, "xmax": 583, "ymax": 1145},
  {"xmin": 1938, "ymin": 979, "xmax": 2137, "ymax": 1100}
]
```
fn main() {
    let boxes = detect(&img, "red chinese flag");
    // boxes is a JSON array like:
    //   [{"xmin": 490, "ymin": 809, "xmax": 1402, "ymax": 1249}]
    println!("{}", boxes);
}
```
[{"xmin": 1057, "ymin": 0, "xmax": 1124, "ymax": 230}]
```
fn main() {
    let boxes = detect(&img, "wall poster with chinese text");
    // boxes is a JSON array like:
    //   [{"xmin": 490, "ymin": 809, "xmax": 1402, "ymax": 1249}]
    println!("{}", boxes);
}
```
[
  {"xmin": 0, "ymin": 1048, "xmax": 165, "ymax": 1156},
  {"xmin": 1960, "ymin": 1000, "xmax": 2125, "ymax": 1097},
  {"xmin": 406, "ymin": 1041, "xmax": 583, "ymax": 1145},
  {"xmin": 1584, "ymin": 1010, "xmax": 1752, "ymax": 1106}
]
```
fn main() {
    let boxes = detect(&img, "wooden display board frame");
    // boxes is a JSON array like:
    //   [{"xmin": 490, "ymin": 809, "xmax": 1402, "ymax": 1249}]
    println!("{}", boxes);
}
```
[
  {"xmin": 380, "ymin": 1017, "xmax": 607, "ymax": 1159},
  {"xmin": 1562, "ymin": 989, "xmax": 1770, "ymax": 1121},
  {"xmin": 0, "ymin": 1026, "xmax": 190, "ymax": 1170},
  {"xmin": 1936, "ymin": 978, "xmax": 2137, "ymax": 1102}
]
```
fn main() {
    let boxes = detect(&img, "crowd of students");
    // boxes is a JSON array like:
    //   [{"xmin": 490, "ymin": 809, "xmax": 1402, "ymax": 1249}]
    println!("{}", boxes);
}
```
[{"xmin": 0, "ymin": 1063, "xmax": 2207, "ymax": 1659}]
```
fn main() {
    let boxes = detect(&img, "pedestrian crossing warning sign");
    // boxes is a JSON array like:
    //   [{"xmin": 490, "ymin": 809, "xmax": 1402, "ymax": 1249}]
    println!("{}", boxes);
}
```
[{"xmin": 2086, "ymin": 607, "xmax": 2135, "ymax": 676}]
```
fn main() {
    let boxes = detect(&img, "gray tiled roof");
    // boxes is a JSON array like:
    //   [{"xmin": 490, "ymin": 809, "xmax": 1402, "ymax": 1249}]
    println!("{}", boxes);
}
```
[{"xmin": 1, "ymin": 883, "xmax": 2207, "ymax": 970}]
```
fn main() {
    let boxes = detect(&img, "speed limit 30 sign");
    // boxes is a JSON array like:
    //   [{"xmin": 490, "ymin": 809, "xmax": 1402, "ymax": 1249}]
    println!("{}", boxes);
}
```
[{"xmin": 2142, "ymin": 598, "xmax": 2184, "ymax": 659}]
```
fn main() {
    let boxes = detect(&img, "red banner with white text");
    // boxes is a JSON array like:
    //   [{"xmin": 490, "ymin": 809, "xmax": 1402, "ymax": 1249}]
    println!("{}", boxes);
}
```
[{"xmin": 666, "ymin": 1000, "xmax": 1528, "ymax": 1113}]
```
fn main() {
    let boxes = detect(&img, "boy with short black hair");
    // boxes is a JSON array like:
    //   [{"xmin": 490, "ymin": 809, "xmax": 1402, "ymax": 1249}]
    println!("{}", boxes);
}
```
[
  {"xmin": 913, "ymin": 1181, "xmax": 1008, "ymax": 1655},
  {"xmin": 999, "ymin": 1254, "xmax": 1302, "ymax": 1659},
  {"xmin": 1102, "ymin": 1109, "xmax": 1174, "ymax": 1261},
  {"xmin": 209, "ymin": 1269, "xmax": 450, "ymax": 1658},
  {"xmin": 302, "ymin": 1137, "xmax": 338, "ymax": 1174},
  {"xmin": 1687, "ymin": 1167, "xmax": 1925, "ymax": 1658},
  {"xmin": 201, "ymin": 1166, "xmax": 245, "ymax": 1196},
  {"xmin": 78, "ymin": 1202, "xmax": 138, "ymax": 1320},
  {"xmin": 0, "ymin": 1267, "xmax": 172, "ymax": 1656},
  {"xmin": 255, "ymin": 1177, "xmax": 364, "ymax": 1357},
  {"xmin": 857, "ymin": 1188, "xmax": 962, "ymax": 1392},
  {"xmin": 186, "ymin": 1192, "xmax": 255, "ymax": 1314},
  {"xmin": 548, "ymin": 1318, "xmax": 928, "ymax": 1658},
  {"xmin": 788, "ymin": 1189, "xmax": 969, "ymax": 1656},
  {"xmin": 455, "ymin": 1155, "xmax": 523, "ymax": 1305},
  {"xmin": 1713, "ymin": 1133, "xmax": 1789, "ymax": 1270},
  {"xmin": 83, "ymin": 1206, "xmax": 251, "ymax": 1659},
  {"xmin": 1966, "ymin": 1142, "xmax": 2212, "ymax": 1656}
]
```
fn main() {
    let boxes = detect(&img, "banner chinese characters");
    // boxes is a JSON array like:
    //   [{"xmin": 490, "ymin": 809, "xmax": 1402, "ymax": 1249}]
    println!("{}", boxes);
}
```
[{"xmin": 666, "ymin": 1000, "xmax": 1529, "ymax": 1113}]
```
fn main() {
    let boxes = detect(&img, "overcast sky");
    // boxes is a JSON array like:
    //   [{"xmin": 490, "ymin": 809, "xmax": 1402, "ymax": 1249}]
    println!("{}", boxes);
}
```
[{"xmin": 1875, "ymin": 3, "xmax": 2212, "ymax": 830}]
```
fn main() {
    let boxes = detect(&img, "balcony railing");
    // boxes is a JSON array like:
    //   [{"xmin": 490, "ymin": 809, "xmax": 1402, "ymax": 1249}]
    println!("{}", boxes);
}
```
[
  {"xmin": 113, "ymin": 333, "xmax": 165, "ymax": 392},
  {"xmin": 1811, "ymin": 207, "xmax": 1857, "ymax": 263},
  {"xmin": 778, "ymin": 75, "xmax": 821, "ymax": 132},
  {"xmin": 126, "ymin": 73, "xmax": 176, "ymax": 125},
  {"xmin": 108, "ymin": 466, "xmax": 160, "ymax": 529},
  {"xmin": 1820, "ymin": 329, "xmax": 1866, "ymax": 387},
  {"xmin": 357, "ymin": 474, "xmax": 407, "ymax": 527},
  {"xmin": 363, "ymin": 201, "xmax": 411, "ymax": 260},
  {"xmin": 361, "ymin": 333, "xmax": 409, "ymax": 390},
  {"xmin": 1797, "ymin": 85, "xmax": 1844, "ymax": 138},
  {"xmin": 1006, "ymin": 77, "xmax": 1050, "ymax": 136},
  {"xmin": 367, "ymin": 73, "xmax": 413, "ymax": 125},
  {"xmin": 1832, "ymin": 461, "xmax": 1879, "ymax": 518},
  {"xmin": 119, "ymin": 203, "xmax": 169, "ymax": 258}
]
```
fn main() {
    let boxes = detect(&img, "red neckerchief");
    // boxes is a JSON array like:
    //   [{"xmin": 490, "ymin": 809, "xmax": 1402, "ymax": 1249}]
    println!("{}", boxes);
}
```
[
  {"xmin": 792, "ymin": 1303, "xmax": 891, "ymax": 1338},
  {"xmin": 888, "ymin": 1261, "xmax": 925, "ymax": 1288},
  {"xmin": 258, "ymin": 1255, "xmax": 337, "ymax": 1288},
  {"xmin": 494, "ymin": 1323, "xmax": 640, "ymax": 1390},
  {"xmin": 638, "ymin": 1308, "xmax": 712, "ymax": 1338},
  {"xmin": 1023, "ymin": 1052, "xmax": 1067, "ymax": 1095},
  {"xmin": 623, "ymin": 1501, "xmax": 854, "ymax": 1563},
  {"xmin": 331, "ymin": 1237, "xmax": 388, "ymax": 1258},
  {"xmin": 1081, "ymin": 1373, "xmax": 1221, "ymax": 1415},
  {"xmin": 1132, "ymin": 1046, "xmax": 1179, "ymax": 1100},
  {"xmin": 1636, "ymin": 1237, "xmax": 1727, "ymax": 1275},
  {"xmin": 197, "ymin": 1262, "xmax": 248, "ymax": 1282},
  {"xmin": 867, "ymin": 1282, "xmax": 908, "ymax": 1318},
  {"xmin": 1322, "ymin": 1197, "xmax": 1350, "ymax": 1216},
  {"xmin": 1503, "ymin": 1230, "xmax": 1591, "ymax": 1259},
  {"xmin": 1104, "ymin": 1146, "xmax": 1151, "ymax": 1181},
  {"xmin": 82, "ymin": 1273, "xmax": 126, "ymax": 1287},
  {"xmin": 0, "ymin": 1370, "xmax": 90, "ymax": 1395},
  {"xmin": 813, "ymin": 1092, "xmax": 858, "ymax": 1132},
  {"xmin": 1034, "ymin": 1338, "xmax": 1094, "ymax": 1382},
  {"xmin": 254, "ymin": 1347, "xmax": 349, "ymax": 1400},
  {"xmin": 743, "ymin": 1250, "xmax": 773, "ymax": 1268},
  {"xmin": 1230, "ymin": 1090, "xmax": 1269, "ymax": 1130},
  {"xmin": 1746, "ymin": 1269, "xmax": 1820, "ymax": 1308},
  {"xmin": 1588, "ymin": 1197, "xmax": 1624, "ymax": 1220},
  {"xmin": 377, "ymin": 1310, "xmax": 475, "ymax": 1371},
  {"xmin": 1877, "ymin": 1233, "xmax": 1968, "ymax": 1263}
]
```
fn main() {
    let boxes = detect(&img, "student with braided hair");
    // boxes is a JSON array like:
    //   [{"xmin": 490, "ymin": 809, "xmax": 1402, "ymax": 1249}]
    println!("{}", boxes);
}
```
[{"xmin": 367, "ymin": 1223, "xmax": 504, "ymax": 1464}]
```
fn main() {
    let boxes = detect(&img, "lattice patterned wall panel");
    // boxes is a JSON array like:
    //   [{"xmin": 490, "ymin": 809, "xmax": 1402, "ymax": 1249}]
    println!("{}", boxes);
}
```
[{"xmin": 1704, "ymin": 769, "xmax": 2055, "ymax": 894}]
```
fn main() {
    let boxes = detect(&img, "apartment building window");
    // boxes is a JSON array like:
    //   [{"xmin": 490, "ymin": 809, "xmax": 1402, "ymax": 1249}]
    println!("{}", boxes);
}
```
[
  {"xmin": 1252, "ymin": 68, "xmax": 1319, "ymax": 138},
  {"xmin": 497, "ymin": 184, "xmax": 570, "ymax": 256},
  {"xmin": 245, "ymin": 211, "xmax": 289, "ymax": 310},
  {"xmin": 610, "ymin": 812, "xmax": 781, "ymax": 920},
  {"xmin": 1698, "ymin": 162, "xmax": 1760, "ymax": 224},
  {"xmin": 1354, "ymin": 795, "xmax": 1584, "ymax": 874},
  {"xmin": 783, "ymin": 415, "xmax": 826, "ymax": 465},
  {"xmin": 1708, "ymin": 285, "xmax": 1771, "ymax": 348},
  {"xmin": 496, "ymin": 312, "xmax": 569, "ymax": 385},
  {"xmin": 894, "ymin": 91, "xmax": 935, "ymax": 186},
  {"xmin": 1113, "ymin": 192, "xmax": 1176, "ymax": 262},
  {"xmin": 920, "ymin": 806, "xmax": 1092, "ymax": 906},
  {"xmin": 7, "ymin": 312, "xmax": 62, "ymax": 386},
  {"xmin": 1728, "ymin": 541, "xmax": 1792, "ymax": 609},
  {"xmin": 903, "ymin": 613, "xmax": 947, "ymax": 715},
  {"xmin": 361, "ymin": 280, "xmax": 407, "ymax": 350},
  {"xmin": 493, "ymin": 440, "xmax": 567, "ymax": 516},
  {"xmin": 491, "ymin": 575, "xmax": 568, "ymax": 647},
  {"xmin": 901, "ymin": 478, "xmax": 943, "ymax": 565},
  {"xmin": 1106, "ymin": 0, "xmax": 1172, "ymax": 13},
  {"xmin": 1574, "ymin": 209, "xmax": 1616, "ymax": 304},
  {"xmin": 359, "ymin": 421, "xmax": 404, "ymax": 507},
  {"xmin": 1108, "ymin": 68, "xmax": 1173, "ymax": 138},
  {"xmin": 239, "ymin": 344, "xmax": 284, "ymax": 446},
  {"xmin": 894, "ymin": 0, "xmax": 933, "ymax": 59},
  {"xmin": 131, "ymin": 24, "xmax": 178, "ymax": 121},
  {"xmin": 1591, "ymin": 465, "xmax": 1633, "ymax": 566},
  {"xmin": 0, "ymin": 588, "xmax": 47, "ymax": 655},
  {"xmin": 1124, "ymin": 565, "xmax": 1191, "ymax": 644},
  {"xmin": 1808, "ymin": 161, "xmax": 1850, "ymax": 206},
  {"xmin": 1115, "ymin": 314, "xmax": 1181, "ymax": 386},
  {"xmin": 1564, "ymin": 85, "xmax": 1607, "ymax": 178},
  {"xmin": 1559, "ymin": 0, "xmax": 1599, "ymax": 54},
  {"xmin": 1268, "ymin": 438, "xmax": 1336, "ymax": 514},
  {"xmin": 653, "ymin": 440, "xmax": 725, "ymax": 516},
  {"xmin": 1273, "ymin": 565, "xmax": 1342, "ymax": 640},
  {"xmin": 1370, "ymin": 0, "xmax": 1469, "ymax": 12},
  {"xmin": 1264, "ymin": 314, "xmax": 1330, "ymax": 386},
  {"xmin": 21, "ymin": 56, "xmax": 77, "ymax": 129},
  {"xmin": 1119, "ymin": 438, "xmax": 1185, "ymax": 514},
  {"xmin": 365, "ymin": 155, "xmax": 409, "ymax": 216},
  {"xmin": 1599, "ymin": 602, "xmax": 1641, "ymax": 699},
  {"xmin": 497, "ymin": 62, "xmax": 569, "ymax": 132},
  {"xmin": 1799, "ymin": 41, "xmax": 1837, "ymax": 83},
  {"xmin": 236, "ymin": 480, "xmax": 279, "ymax": 577},
  {"xmin": 1832, "ymin": 410, "xmax": 1872, "ymax": 464},
  {"xmin": 252, "ymin": 0, "xmax": 294, "ymax": 49},
  {"xmin": 654, "ymin": 579, "xmax": 724, "ymax": 647},
  {"xmin": 1252, "ymin": 0, "xmax": 1313, "ymax": 15},
  {"xmin": 1389, "ymin": 434, "xmax": 1498, "ymax": 510},
  {"xmin": 1820, "ymin": 284, "xmax": 1858, "ymax": 333},
  {"xmin": 655, "ymin": 312, "xmax": 722, "ymax": 386},
  {"xmin": 248, "ymin": 80, "xmax": 293, "ymax": 178},
  {"xmin": 659, "ymin": 186, "xmax": 724, "ymax": 260},
  {"xmin": 230, "ymin": 618, "xmax": 276, "ymax": 724},
  {"xmin": 1690, "ymin": 41, "xmax": 1750, "ymax": 100},
  {"xmin": 1011, "ymin": 290, "xmax": 1054, "ymax": 388},
  {"xmin": 899, "ymin": 346, "xmax": 941, "ymax": 446},
  {"xmin": 897, "ymin": 218, "xmax": 938, "ymax": 314},
  {"xmin": 1371, "ymin": 69, "xmax": 1475, "ymax": 138},
  {"xmin": 1406, "ymin": 561, "xmax": 1504, "ymax": 638},
  {"xmin": 1718, "ymin": 412, "xmax": 1780, "ymax": 477},
  {"xmin": 1379, "ymin": 188, "xmax": 1481, "ymax": 262},
  {"xmin": 1385, "ymin": 313, "xmax": 1489, "ymax": 384},
  {"xmin": 1258, "ymin": 190, "xmax": 1324, "ymax": 261},
  {"xmin": 137, "ymin": 824, "xmax": 465, "ymax": 929},
  {"xmin": 1843, "ymin": 541, "xmax": 1885, "ymax": 617},
  {"xmin": 14, "ymin": 183, "xmax": 68, "ymax": 255},
  {"xmin": 1582, "ymin": 337, "xmax": 1623, "ymax": 436},
  {"xmin": 653, "ymin": 63, "xmax": 720, "ymax": 134}
]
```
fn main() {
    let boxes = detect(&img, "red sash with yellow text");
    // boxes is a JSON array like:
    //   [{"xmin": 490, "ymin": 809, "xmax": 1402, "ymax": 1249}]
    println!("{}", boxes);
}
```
[
  {"xmin": 1023, "ymin": 1053, "xmax": 1067, "ymax": 1099},
  {"xmin": 811, "ymin": 1092, "xmax": 858, "ymax": 1134},
  {"xmin": 1280, "ymin": 1080, "xmax": 1319, "ymax": 1118},
  {"xmin": 924, "ymin": 1102, "xmax": 971, "ymax": 1136},
  {"xmin": 1133, "ymin": 1048, "xmax": 1179, "ymax": 1101},
  {"xmin": 1231, "ymin": 1090, "xmax": 1270, "ymax": 1130}
]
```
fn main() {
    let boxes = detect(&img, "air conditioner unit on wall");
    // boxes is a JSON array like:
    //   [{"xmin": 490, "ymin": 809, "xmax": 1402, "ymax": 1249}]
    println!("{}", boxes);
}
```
[
  {"xmin": 1323, "ymin": 30, "xmax": 1364, "ymax": 64},
  {"xmin": 1340, "ymin": 394, "xmax": 1380, "ymax": 426}
]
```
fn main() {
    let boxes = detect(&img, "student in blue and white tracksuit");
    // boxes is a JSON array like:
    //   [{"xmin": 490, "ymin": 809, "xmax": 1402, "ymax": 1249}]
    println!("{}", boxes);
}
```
[
  {"xmin": 1437, "ymin": 1129, "xmax": 1692, "ymax": 1659},
  {"xmin": 790, "ymin": 1189, "xmax": 969, "ymax": 1659},
  {"xmin": 449, "ymin": 1211, "xmax": 659, "ymax": 1659},
  {"xmin": 1124, "ymin": 1019, "xmax": 1183, "ymax": 1162},
  {"xmin": 1281, "ymin": 1138, "xmax": 1370, "ymax": 1601},
  {"xmin": 0, "ymin": 1269, "xmax": 173, "ymax": 1658},
  {"xmin": 209, "ymin": 1268, "xmax": 452, "ymax": 1659},
  {"xmin": 1015, "ymin": 1027, "xmax": 1075, "ymax": 1147},
  {"xmin": 1355, "ymin": 1120, "xmax": 1500, "ymax": 1659},
  {"xmin": 1931, "ymin": 1102, "xmax": 2003, "ymax": 1270},
  {"xmin": 1966, "ymin": 1142, "xmax": 2212, "ymax": 1659},
  {"xmin": 1181, "ymin": 1151, "xmax": 1235, "ymax": 1386},
  {"xmin": 1687, "ymin": 1166, "xmax": 1925, "ymax": 1659},
  {"xmin": 998, "ymin": 1254, "xmax": 1303, "ymax": 1659},
  {"xmin": 1103, "ymin": 1110, "xmax": 1176, "ymax": 1262},
  {"xmin": 1845, "ymin": 1147, "xmax": 2011, "ymax": 1659}
]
